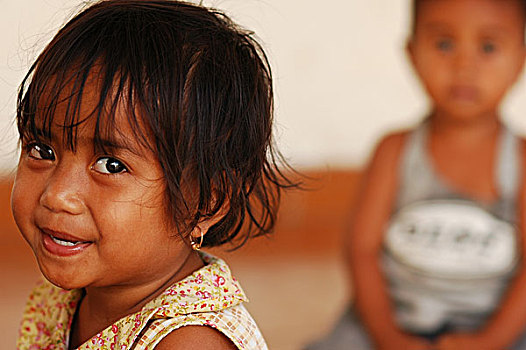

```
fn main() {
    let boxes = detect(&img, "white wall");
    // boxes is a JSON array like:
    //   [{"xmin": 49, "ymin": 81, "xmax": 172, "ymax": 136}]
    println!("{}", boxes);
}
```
[{"xmin": 3, "ymin": 0, "xmax": 526, "ymax": 171}]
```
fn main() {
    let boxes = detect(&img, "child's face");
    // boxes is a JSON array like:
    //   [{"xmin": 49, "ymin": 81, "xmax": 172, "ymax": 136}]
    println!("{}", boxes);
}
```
[
  {"xmin": 409, "ymin": 0, "xmax": 526, "ymax": 120},
  {"xmin": 11, "ymin": 75, "xmax": 192, "ymax": 290}
]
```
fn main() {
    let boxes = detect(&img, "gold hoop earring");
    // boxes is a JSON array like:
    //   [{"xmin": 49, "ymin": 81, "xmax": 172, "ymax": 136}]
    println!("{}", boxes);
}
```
[{"xmin": 191, "ymin": 230, "xmax": 204, "ymax": 251}]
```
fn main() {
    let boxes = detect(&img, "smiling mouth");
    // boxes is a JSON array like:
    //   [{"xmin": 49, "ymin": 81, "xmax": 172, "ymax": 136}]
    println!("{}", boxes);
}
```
[
  {"xmin": 40, "ymin": 228, "xmax": 93, "ymax": 256},
  {"xmin": 49, "ymin": 235, "xmax": 89, "ymax": 247},
  {"xmin": 42, "ymin": 230, "xmax": 93, "ymax": 257},
  {"xmin": 41, "ymin": 228, "xmax": 91, "ymax": 243},
  {"xmin": 450, "ymin": 86, "xmax": 478, "ymax": 101}
]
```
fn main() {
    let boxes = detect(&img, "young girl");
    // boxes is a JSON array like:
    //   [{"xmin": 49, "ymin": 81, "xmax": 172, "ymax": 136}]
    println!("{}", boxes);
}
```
[
  {"xmin": 11, "ymin": 1, "xmax": 292, "ymax": 349},
  {"xmin": 307, "ymin": 0, "xmax": 526, "ymax": 349}
]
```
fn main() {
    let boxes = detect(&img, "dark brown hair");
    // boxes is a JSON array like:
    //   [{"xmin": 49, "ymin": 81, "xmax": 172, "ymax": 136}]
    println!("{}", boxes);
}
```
[{"xmin": 17, "ymin": 0, "xmax": 296, "ymax": 248}]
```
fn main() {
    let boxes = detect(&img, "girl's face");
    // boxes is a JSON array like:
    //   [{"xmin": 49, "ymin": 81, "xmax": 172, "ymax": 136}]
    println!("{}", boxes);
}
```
[
  {"xmin": 409, "ymin": 0, "xmax": 526, "ymax": 121},
  {"xmin": 11, "ymin": 75, "xmax": 193, "ymax": 291}
]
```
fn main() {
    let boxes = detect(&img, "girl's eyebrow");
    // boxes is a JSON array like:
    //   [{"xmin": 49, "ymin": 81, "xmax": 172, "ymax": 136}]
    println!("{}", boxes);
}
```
[
  {"xmin": 96, "ymin": 137, "xmax": 143, "ymax": 157},
  {"xmin": 423, "ymin": 23, "xmax": 453, "ymax": 34},
  {"xmin": 28, "ymin": 128, "xmax": 144, "ymax": 157},
  {"xmin": 478, "ymin": 26, "xmax": 509, "ymax": 40},
  {"xmin": 24, "ymin": 127, "xmax": 51, "ymax": 141}
]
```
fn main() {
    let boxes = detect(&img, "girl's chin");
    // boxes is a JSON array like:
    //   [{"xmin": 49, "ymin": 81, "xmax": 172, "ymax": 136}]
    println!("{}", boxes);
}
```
[{"xmin": 39, "ymin": 266, "xmax": 90, "ymax": 290}]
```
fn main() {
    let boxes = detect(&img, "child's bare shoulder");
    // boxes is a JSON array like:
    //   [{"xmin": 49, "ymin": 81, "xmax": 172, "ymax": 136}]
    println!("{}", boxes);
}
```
[
  {"xmin": 154, "ymin": 325, "xmax": 237, "ymax": 350},
  {"xmin": 368, "ymin": 129, "xmax": 411, "ymax": 169}
]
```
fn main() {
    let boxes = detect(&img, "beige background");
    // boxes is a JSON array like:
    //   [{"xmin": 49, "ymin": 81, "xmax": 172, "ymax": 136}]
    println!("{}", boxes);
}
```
[{"xmin": 3, "ymin": 0, "xmax": 526, "ymax": 172}]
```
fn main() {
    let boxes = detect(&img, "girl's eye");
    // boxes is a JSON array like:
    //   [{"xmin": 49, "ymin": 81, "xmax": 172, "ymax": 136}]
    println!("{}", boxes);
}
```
[
  {"xmin": 482, "ymin": 42, "xmax": 496, "ymax": 53},
  {"xmin": 436, "ymin": 39, "xmax": 453, "ymax": 52},
  {"xmin": 92, "ymin": 157, "xmax": 127, "ymax": 174},
  {"xmin": 27, "ymin": 143, "xmax": 55, "ymax": 161}
]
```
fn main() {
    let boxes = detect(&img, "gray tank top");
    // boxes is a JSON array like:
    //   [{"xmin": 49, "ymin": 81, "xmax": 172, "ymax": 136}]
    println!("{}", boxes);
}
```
[{"xmin": 382, "ymin": 121, "xmax": 521, "ymax": 334}]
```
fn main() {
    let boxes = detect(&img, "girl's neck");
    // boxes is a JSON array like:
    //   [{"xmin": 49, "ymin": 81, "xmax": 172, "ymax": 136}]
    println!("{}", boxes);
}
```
[
  {"xmin": 69, "ymin": 250, "xmax": 204, "ymax": 349},
  {"xmin": 428, "ymin": 109, "xmax": 501, "ymax": 143}
]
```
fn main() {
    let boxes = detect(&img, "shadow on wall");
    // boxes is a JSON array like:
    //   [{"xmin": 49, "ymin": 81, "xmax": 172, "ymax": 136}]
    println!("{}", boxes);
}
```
[{"xmin": 0, "ymin": 169, "xmax": 361, "ymax": 350}]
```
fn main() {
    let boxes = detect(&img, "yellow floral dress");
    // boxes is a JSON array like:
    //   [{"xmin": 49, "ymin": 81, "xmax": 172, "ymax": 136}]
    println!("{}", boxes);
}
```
[{"xmin": 17, "ymin": 253, "xmax": 268, "ymax": 350}]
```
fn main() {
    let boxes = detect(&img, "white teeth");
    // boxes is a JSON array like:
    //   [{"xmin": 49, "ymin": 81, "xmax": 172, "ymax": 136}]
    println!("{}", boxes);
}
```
[{"xmin": 50, "ymin": 236, "xmax": 81, "ymax": 247}]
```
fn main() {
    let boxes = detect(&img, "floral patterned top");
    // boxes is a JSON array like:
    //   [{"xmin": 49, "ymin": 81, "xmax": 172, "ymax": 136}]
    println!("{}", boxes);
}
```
[{"xmin": 17, "ymin": 252, "xmax": 268, "ymax": 350}]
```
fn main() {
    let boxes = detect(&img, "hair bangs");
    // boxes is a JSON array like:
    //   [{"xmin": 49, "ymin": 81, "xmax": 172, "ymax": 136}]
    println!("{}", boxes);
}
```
[{"xmin": 16, "ymin": 11, "xmax": 155, "ymax": 156}]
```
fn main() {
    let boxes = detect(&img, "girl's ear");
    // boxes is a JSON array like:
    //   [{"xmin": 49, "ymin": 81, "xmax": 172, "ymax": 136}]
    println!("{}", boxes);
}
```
[
  {"xmin": 194, "ymin": 212, "xmax": 225, "ymax": 236},
  {"xmin": 405, "ymin": 37, "xmax": 426, "ymax": 84},
  {"xmin": 406, "ymin": 38, "xmax": 416, "ymax": 67},
  {"xmin": 188, "ymin": 207, "xmax": 227, "ymax": 250},
  {"xmin": 190, "ymin": 197, "xmax": 230, "ymax": 241},
  {"xmin": 507, "ymin": 45, "xmax": 526, "ymax": 88}
]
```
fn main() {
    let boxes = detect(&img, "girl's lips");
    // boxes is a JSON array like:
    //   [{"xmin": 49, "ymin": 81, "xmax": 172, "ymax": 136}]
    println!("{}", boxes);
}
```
[
  {"xmin": 41, "ymin": 229, "xmax": 93, "ymax": 257},
  {"xmin": 450, "ymin": 86, "xmax": 479, "ymax": 101},
  {"xmin": 41, "ymin": 228, "xmax": 90, "ymax": 243}
]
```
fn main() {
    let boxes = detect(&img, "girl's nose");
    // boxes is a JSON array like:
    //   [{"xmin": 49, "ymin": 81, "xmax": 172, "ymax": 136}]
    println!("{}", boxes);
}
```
[
  {"xmin": 453, "ymin": 45, "xmax": 477, "ymax": 78},
  {"xmin": 39, "ymin": 163, "xmax": 87, "ymax": 215}
]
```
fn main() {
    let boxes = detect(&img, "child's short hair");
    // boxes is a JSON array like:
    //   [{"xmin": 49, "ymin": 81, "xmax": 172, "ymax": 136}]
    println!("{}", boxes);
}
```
[
  {"xmin": 410, "ymin": 0, "xmax": 526, "ymax": 36},
  {"xmin": 17, "ymin": 0, "xmax": 294, "ymax": 248}
]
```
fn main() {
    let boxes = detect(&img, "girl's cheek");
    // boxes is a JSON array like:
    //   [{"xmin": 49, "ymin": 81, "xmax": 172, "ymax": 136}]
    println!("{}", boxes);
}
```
[
  {"xmin": 11, "ymin": 163, "xmax": 42, "ymax": 215},
  {"xmin": 11, "ymin": 180, "xmax": 32, "ymax": 236}
]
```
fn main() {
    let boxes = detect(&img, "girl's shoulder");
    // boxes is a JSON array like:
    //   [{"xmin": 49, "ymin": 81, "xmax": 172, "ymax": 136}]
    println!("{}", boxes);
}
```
[
  {"xmin": 367, "ymin": 128, "xmax": 412, "ymax": 174},
  {"xmin": 154, "ymin": 325, "xmax": 238, "ymax": 350},
  {"xmin": 143, "ymin": 304, "xmax": 266, "ymax": 350},
  {"xmin": 17, "ymin": 279, "xmax": 82, "ymax": 349}
]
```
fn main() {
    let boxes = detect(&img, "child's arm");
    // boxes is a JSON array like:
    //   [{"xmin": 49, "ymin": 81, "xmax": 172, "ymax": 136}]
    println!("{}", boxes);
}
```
[
  {"xmin": 346, "ymin": 132, "xmax": 432, "ymax": 350},
  {"xmin": 154, "ymin": 325, "xmax": 237, "ymax": 349}
]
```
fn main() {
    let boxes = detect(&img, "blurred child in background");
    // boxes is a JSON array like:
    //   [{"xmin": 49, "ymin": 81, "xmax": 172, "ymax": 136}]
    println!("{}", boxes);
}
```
[{"xmin": 307, "ymin": 0, "xmax": 526, "ymax": 349}]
